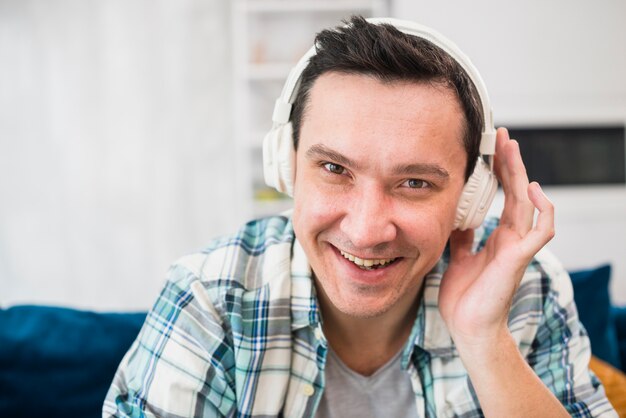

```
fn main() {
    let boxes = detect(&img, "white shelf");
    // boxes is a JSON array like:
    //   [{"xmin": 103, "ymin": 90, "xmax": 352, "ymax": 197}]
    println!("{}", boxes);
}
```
[
  {"xmin": 253, "ymin": 198, "xmax": 294, "ymax": 218},
  {"xmin": 247, "ymin": 62, "xmax": 292, "ymax": 80},
  {"xmin": 240, "ymin": 0, "xmax": 381, "ymax": 13}
]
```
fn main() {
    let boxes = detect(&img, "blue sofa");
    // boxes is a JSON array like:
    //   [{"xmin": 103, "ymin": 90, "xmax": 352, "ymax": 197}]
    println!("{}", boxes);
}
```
[
  {"xmin": 570, "ymin": 265, "xmax": 626, "ymax": 371},
  {"xmin": 1, "ymin": 265, "xmax": 624, "ymax": 418},
  {"xmin": 0, "ymin": 307, "xmax": 145, "ymax": 417}
]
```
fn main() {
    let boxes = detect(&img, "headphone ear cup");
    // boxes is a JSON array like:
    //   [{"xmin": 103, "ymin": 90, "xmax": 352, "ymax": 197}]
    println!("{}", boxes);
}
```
[
  {"xmin": 262, "ymin": 122, "xmax": 296, "ymax": 196},
  {"xmin": 454, "ymin": 157, "xmax": 498, "ymax": 230}
]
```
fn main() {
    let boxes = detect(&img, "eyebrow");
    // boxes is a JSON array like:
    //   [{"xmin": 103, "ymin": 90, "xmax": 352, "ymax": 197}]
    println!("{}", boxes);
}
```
[
  {"xmin": 392, "ymin": 162, "xmax": 450, "ymax": 179},
  {"xmin": 305, "ymin": 144, "xmax": 361, "ymax": 170},
  {"xmin": 305, "ymin": 143, "xmax": 449, "ymax": 179}
]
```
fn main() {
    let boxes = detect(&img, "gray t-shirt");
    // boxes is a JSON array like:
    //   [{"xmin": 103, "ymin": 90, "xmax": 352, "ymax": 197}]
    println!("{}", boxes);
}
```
[{"xmin": 314, "ymin": 346, "xmax": 418, "ymax": 418}]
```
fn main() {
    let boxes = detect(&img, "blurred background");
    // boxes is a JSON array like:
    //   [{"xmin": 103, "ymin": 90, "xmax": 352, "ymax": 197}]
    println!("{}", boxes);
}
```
[{"xmin": 1, "ymin": 0, "xmax": 625, "ymax": 311}]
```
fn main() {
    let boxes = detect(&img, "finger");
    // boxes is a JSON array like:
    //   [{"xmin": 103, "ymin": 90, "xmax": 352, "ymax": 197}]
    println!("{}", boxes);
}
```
[
  {"xmin": 493, "ymin": 127, "xmax": 511, "ymax": 195},
  {"xmin": 499, "ymin": 138, "xmax": 534, "ymax": 234},
  {"xmin": 494, "ymin": 128, "xmax": 515, "ymax": 225},
  {"xmin": 506, "ymin": 139, "xmax": 534, "ymax": 231},
  {"xmin": 449, "ymin": 228, "xmax": 474, "ymax": 263},
  {"xmin": 520, "ymin": 182, "xmax": 555, "ymax": 254}
]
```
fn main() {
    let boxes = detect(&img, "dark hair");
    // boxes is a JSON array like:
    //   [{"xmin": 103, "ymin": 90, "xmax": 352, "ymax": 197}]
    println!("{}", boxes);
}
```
[{"xmin": 290, "ymin": 15, "xmax": 484, "ymax": 181}]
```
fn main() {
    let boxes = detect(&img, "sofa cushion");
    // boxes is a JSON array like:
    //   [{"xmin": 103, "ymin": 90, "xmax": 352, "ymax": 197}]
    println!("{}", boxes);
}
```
[
  {"xmin": 0, "ymin": 305, "xmax": 145, "ymax": 418},
  {"xmin": 570, "ymin": 264, "xmax": 621, "ymax": 370},
  {"xmin": 613, "ymin": 306, "xmax": 626, "ymax": 371}
]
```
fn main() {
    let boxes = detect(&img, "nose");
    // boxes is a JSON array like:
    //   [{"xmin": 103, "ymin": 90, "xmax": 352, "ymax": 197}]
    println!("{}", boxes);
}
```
[{"xmin": 339, "ymin": 183, "xmax": 398, "ymax": 250}]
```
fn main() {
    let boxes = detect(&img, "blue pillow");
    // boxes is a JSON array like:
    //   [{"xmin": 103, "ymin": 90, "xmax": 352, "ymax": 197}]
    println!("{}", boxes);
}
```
[
  {"xmin": 0, "ymin": 305, "xmax": 146, "ymax": 418},
  {"xmin": 613, "ymin": 306, "xmax": 626, "ymax": 372},
  {"xmin": 569, "ymin": 264, "xmax": 621, "ymax": 370}
]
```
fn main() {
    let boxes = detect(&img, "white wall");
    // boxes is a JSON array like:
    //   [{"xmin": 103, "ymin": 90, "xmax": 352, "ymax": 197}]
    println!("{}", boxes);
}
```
[
  {"xmin": 2, "ymin": 0, "xmax": 625, "ymax": 311},
  {"xmin": 0, "ymin": 0, "xmax": 243, "ymax": 311},
  {"xmin": 393, "ymin": 0, "xmax": 626, "ymax": 303},
  {"xmin": 392, "ymin": 0, "xmax": 626, "ymax": 124}
]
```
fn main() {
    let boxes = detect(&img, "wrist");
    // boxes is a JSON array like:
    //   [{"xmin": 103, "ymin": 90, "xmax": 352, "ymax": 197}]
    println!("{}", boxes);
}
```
[
  {"xmin": 452, "ymin": 326, "xmax": 517, "ymax": 366},
  {"xmin": 452, "ymin": 326, "xmax": 570, "ymax": 418}
]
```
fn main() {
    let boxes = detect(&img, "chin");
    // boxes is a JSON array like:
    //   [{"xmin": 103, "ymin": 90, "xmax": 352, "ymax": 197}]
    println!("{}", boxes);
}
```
[
  {"xmin": 325, "ymin": 289, "xmax": 400, "ymax": 319},
  {"xmin": 339, "ymin": 305, "xmax": 392, "ymax": 319},
  {"xmin": 334, "ymin": 304, "xmax": 391, "ymax": 319}
]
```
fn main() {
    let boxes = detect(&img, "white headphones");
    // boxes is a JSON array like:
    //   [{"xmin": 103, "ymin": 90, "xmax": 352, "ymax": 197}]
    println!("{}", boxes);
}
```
[{"xmin": 263, "ymin": 17, "xmax": 498, "ymax": 230}]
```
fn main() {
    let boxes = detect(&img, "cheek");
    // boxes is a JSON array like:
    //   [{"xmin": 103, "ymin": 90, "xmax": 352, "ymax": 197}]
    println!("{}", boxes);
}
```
[
  {"xmin": 394, "ymin": 195, "xmax": 461, "ymax": 246},
  {"xmin": 293, "ymin": 177, "xmax": 344, "ymax": 237}
]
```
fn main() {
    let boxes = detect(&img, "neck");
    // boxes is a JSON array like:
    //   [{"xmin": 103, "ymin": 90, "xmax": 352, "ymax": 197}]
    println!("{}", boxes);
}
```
[{"xmin": 317, "ymin": 284, "xmax": 422, "ymax": 376}]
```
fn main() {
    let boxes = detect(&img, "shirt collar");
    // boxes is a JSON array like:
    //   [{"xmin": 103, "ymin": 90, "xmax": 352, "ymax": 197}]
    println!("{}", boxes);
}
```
[
  {"xmin": 403, "ymin": 259, "xmax": 458, "ymax": 365},
  {"xmin": 290, "ymin": 236, "xmax": 321, "ymax": 331}
]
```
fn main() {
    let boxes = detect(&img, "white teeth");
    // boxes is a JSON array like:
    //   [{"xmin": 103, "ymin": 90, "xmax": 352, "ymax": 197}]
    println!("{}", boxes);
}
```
[{"xmin": 339, "ymin": 250, "xmax": 395, "ymax": 269}]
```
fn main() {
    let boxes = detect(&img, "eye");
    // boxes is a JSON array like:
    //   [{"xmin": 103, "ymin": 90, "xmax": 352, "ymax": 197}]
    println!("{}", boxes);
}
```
[
  {"xmin": 323, "ymin": 162, "xmax": 346, "ymax": 175},
  {"xmin": 403, "ymin": 178, "xmax": 430, "ymax": 189}
]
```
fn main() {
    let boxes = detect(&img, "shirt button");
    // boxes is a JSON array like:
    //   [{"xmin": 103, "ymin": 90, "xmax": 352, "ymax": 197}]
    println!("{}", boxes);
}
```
[
  {"xmin": 302, "ymin": 384, "xmax": 315, "ymax": 397},
  {"xmin": 314, "ymin": 326, "xmax": 324, "ymax": 340}
]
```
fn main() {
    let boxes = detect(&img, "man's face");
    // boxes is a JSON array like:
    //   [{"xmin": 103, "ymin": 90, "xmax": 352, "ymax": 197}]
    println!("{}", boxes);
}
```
[{"xmin": 292, "ymin": 72, "xmax": 467, "ymax": 319}]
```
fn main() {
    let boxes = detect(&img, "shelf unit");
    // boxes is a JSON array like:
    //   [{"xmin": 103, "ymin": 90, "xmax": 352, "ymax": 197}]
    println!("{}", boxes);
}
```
[{"xmin": 231, "ymin": 0, "xmax": 389, "ymax": 220}]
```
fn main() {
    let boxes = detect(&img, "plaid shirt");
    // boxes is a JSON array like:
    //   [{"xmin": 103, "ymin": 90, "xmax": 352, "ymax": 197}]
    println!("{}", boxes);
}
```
[{"xmin": 103, "ymin": 215, "xmax": 616, "ymax": 417}]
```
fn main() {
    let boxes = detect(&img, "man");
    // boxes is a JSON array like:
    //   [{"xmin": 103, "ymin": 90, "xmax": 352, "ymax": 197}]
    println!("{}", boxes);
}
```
[{"xmin": 104, "ymin": 16, "xmax": 616, "ymax": 417}]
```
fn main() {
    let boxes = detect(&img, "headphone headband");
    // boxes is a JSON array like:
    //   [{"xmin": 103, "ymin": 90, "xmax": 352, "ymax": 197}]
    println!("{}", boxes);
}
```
[{"xmin": 272, "ymin": 17, "xmax": 496, "ymax": 156}]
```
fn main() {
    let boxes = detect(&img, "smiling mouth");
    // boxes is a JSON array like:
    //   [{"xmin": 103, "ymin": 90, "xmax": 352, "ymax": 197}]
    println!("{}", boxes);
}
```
[{"xmin": 339, "ymin": 250, "xmax": 399, "ymax": 271}]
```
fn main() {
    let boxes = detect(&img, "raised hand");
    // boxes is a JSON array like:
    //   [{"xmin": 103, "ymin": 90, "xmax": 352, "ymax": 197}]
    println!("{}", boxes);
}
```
[{"xmin": 438, "ymin": 127, "xmax": 555, "ymax": 346}]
